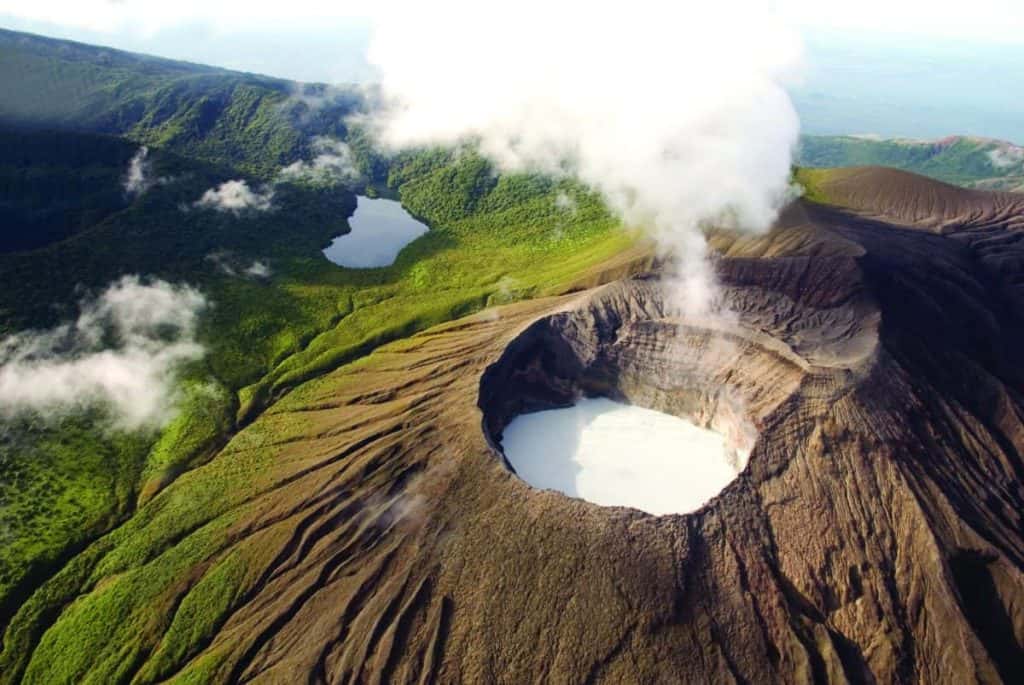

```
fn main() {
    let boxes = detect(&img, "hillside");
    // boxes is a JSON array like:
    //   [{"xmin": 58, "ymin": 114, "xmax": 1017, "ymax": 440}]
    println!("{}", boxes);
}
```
[
  {"xmin": 798, "ymin": 134, "xmax": 1024, "ymax": 191},
  {"xmin": 3, "ymin": 28, "xmax": 1024, "ymax": 685},
  {"xmin": 0, "ymin": 129, "xmax": 140, "ymax": 252},
  {"xmin": 0, "ymin": 127, "xmax": 631, "ymax": 649},
  {"xmin": 3, "ymin": 165, "xmax": 1024, "ymax": 682},
  {"xmin": 0, "ymin": 30, "xmax": 633, "ymax": 664},
  {"xmin": 0, "ymin": 28, "xmax": 362, "ymax": 178}
]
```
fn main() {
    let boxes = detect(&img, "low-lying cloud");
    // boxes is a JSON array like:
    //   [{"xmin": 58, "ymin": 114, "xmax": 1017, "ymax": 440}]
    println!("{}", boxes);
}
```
[
  {"xmin": 279, "ymin": 136, "xmax": 361, "ymax": 185},
  {"xmin": 123, "ymin": 146, "xmax": 151, "ymax": 195},
  {"xmin": 554, "ymin": 192, "xmax": 578, "ymax": 215},
  {"xmin": 205, "ymin": 252, "xmax": 273, "ymax": 279},
  {"xmin": 191, "ymin": 137, "xmax": 358, "ymax": 217},
  {"xmin": 988, "ymin": 144, "xmax": 1024, "ymax": 169},
  {"xmin": 0, "ymin": 276, "xmax": 207, "ymax": 430},
  {"xmin": 363, "ymin": 1, "xmax": 803, "ymax": 315},
  {"xmin": 123, "ymin": 145, "xmax": 175, "ymax": 196},
  {"xmin": 243, "ymin": 260, "xmax": 272, "ymax": 278},
  {"xmin": 193, "ymin": 180, "xmax": 275, "ymax": 214}
]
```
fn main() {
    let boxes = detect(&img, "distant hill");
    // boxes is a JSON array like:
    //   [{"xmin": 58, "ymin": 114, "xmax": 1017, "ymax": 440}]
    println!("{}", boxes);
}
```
[
  {"xmin": 0, "ymin": 28, "xmax": 362, "ymax": 178},
  {"xmin": 797, "ymin": 134, "xmax": 1024, "ymax": 192}
]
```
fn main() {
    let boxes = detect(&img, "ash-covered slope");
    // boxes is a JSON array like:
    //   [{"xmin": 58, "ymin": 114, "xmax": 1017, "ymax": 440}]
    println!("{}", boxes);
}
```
[{"xmin": 6, "ymin": 171, "xmax": 1024, "ymax": 683}]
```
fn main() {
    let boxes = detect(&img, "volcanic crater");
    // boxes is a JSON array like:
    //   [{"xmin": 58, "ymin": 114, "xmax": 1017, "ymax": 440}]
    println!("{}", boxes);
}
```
[
  {"xmin": 11, "ymin": 169, "xmax": 1024, "ymax": 684},
  {"xmin": 479, "ymin": 276, "xmax": 787, "ymax": 515}
]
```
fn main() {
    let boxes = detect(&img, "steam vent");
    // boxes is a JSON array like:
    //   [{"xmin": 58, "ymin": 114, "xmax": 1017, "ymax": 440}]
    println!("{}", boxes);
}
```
[{"xmin": 8, "ymin": 169, "xmax": 1024, "ymax": 683}]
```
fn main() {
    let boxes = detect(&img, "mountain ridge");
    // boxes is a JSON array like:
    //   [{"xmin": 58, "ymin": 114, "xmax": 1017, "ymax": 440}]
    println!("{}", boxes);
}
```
[{"xmin": 799, "ymin": 134, "xmax": 1024, "ymax": 192}]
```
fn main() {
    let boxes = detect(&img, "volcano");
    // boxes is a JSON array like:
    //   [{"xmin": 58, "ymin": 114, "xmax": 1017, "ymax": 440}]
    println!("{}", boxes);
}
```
[{"xmin": 9, "ymin": 167, "xmax": 1024, "ymax": 683}]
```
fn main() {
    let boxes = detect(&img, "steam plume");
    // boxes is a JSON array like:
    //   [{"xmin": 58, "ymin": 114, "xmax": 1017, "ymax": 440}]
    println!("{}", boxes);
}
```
[
  {"xmin": 363, "ymin": 1, "xmax": 802, "ymax": 314},
  {"xmin": 123, "ymin": 146, "xmax": 151, "ymax": 195}
]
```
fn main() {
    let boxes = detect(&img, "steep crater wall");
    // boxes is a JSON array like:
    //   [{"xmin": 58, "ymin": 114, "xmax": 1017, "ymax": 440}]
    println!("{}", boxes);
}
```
[{"xmin": 479, "ymin": 269, "xmax": 876, "ymax": 492}]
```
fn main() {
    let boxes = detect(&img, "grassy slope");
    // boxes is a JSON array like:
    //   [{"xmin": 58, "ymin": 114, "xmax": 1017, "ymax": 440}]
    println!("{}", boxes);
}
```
[
  {"xmin": 792, "ymin": 167, "xmax": 833, "ymax": 205},
  {"xmin": 0, "ymin": 147, "xmax": 632, "ymax": 684},
  {"xmin": 798, "ymin": 134, "xmax": 1024, "ymax": 190}
]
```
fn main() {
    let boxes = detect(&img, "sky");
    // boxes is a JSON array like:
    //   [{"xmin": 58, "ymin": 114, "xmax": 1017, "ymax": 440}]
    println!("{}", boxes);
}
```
[
  {"xmin": 4, "ymin": 1, "xmax": 1024, "ymax": 53},
  {"xmin": 2, "ymin": 1, "xmax": 1024, "ymax": 139}
]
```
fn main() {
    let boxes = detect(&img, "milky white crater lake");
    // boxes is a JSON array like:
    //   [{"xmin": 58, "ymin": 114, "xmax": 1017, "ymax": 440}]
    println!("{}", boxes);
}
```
[
  {"xmin": 501, "ymin": 398, "xmax": 742, "ymax": 515},
  {"xmin": 323, "ymin": 196, "xmax": 428, "ymax": 268}
]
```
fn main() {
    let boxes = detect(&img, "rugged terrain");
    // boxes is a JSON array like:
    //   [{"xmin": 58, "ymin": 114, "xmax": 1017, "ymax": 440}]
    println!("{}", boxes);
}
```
[
  {"xmin": 4, "ymin": 168, "xmax": 1023, "ymax": 683},
  {"xmin": 0, "ymin": 29, "xmax": 633, "ymax": 636},
  {"xmin": 2, "ymin": 28, "xmax": 1024, "ymax": 685}
]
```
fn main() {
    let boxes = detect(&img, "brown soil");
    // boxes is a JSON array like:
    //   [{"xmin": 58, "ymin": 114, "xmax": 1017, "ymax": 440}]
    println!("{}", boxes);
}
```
[{"xmin": 54, "ymin": 170, "xmax": 1024, "ymax": 683}]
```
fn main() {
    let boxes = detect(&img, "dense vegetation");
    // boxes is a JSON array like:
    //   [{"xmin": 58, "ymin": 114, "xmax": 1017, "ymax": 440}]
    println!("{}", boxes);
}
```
[
  {"xmin": 0, "ymin": 29, "xmax": 632, "ymax": 681},
  {"xmin": 798, "ymin": 134, "xmax": 1024, "ymax": 190},
  {"xmin": 0, "ymin": 133, "xmax": 356, "ymax": 631},
  {"xmin": 0, "ymin": 28, "xmax": 361, "ymax": 179},
  {"xmin": 0, "ymin": 129, "xmax": 141, "ymax": 252}
]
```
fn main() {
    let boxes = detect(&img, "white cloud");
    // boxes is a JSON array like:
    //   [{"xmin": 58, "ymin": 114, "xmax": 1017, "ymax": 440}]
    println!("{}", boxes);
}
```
[
  {"xmin": 193, "ymin": 180, "xmax": 274, "ymax": 215},
  {"xmin": 0, "ymin": 276, "xmax": 207, "ymax": 430},
  {"xmin": 3, "ymin": 1, "xmax": 1024, "ymax": 90},
  {"xmin": 365, "ymin": 0, "xmax": 802, "ymax": 315},
  {"xmin": 123, "ymin": 145, "xmax": 176, "ymax": 195},
  {"xmin": 123, "ymin": 145, "xmax": 150, "ymax": 195},
  {"xmin": 204, "ymin": 251, "xmax": 237, "ymax": 277},
  {"xmin": 988, "ymin": 144, "xmax": 1024, "ymax": 169},
  {"xmin": 779, "ymin": 0, "xmax": 1024, "ymax": 45},
  {"xmin": 278, "ymin": 136, "xmax": 361, "ymax": 184},
  {"xmin": 204, "ymin": 252, "xmax": 272, "ymax": 279},
  {"xmin": 243, "ymin": 260, "xmax": 271, "ymax": 278},
  {"xmin": 554, "ymin": 192, "xmax": 577, "ymax": 214}
]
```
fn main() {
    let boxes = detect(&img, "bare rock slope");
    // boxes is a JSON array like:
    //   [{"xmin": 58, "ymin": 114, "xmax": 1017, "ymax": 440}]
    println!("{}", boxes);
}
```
[{"xmin": 6, "ymin": 168, "xmax": 1024, "ymax": 683}]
